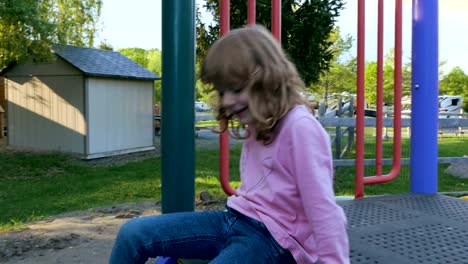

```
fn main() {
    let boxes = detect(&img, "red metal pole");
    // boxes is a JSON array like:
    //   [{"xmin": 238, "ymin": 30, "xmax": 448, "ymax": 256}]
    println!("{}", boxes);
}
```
[
  {"xmin": 375, "ymin": 0, "xmax": 384, "ymax": 176},
  {"xmin": 393, "ymin": 0, "xmax": 402, "ymax": 180},
  {"xmin": 248, "ymin": 0, "xmax": 256, "ymax": 26},
  {"xmin": 219, "ymin": 0, "xmax": 236, "ymax": 196},
  {"xmin": 271, "ymin": 0, "xmax": 281, "ymax": 42},
  {"xmin": 355, "ymin": 0, "xmax": 365, "ymax": 198}
]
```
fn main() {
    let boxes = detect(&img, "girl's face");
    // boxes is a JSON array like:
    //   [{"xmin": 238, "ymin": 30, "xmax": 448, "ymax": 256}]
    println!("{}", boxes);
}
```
[{"xmin": 220, "ymin": 88, "xmax": 254, "ymax": 126}]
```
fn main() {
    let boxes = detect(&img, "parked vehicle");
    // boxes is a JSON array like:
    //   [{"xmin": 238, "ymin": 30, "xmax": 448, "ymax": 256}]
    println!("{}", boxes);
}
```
[
  {"xmin": 195, "ymin": 101, "xmax": 211, "ymax": 112},
  {"xmin": 399, "ymin": 95, "xmax": 463, "ymax": 118},
  {"xmin": 438, "ymin": 95, "xmax": 463, "ymax": 118}
]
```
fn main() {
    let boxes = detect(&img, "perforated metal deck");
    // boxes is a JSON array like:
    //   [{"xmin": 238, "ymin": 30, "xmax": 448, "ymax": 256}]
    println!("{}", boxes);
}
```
[{"xmin": 337, "ymin": 194, "xmax": 468, "ymax": 264}]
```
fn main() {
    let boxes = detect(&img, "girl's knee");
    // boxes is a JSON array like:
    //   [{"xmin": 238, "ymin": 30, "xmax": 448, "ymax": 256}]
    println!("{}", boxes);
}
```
[{"xmin": 116, "ymin": 218, "xmax": 143, "ymax": 242}]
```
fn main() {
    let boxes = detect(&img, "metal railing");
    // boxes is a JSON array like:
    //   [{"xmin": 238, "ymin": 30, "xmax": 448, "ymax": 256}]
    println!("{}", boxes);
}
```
[{"xmin": 318, "ymin": 117, "xmax": 468, "ymax": 167}]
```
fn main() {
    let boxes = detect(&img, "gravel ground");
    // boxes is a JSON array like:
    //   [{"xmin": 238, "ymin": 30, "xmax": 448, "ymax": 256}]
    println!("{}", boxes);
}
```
[
  {"xmin": 84, "ymin": 130, "xmax": 243, "ymax": 166},
  {"xmin": 0, "ymin": 129, "xmax": 243, "ymax": 167}
]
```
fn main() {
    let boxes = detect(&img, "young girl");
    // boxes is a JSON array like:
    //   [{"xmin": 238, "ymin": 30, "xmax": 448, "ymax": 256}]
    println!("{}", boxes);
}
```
[{"xmin": 110, "ymin": 25, "xmax": 349, "ymax": 264}]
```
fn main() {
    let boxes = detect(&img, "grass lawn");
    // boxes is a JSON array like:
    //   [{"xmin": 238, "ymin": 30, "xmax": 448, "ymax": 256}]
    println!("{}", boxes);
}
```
[
  {"xmin": 0, "ymin": 147, "xmax": 242, "ymax": 232},
  {"xmin": 1, "ymin": 136, "xmax": 467, "ymax": 232}
]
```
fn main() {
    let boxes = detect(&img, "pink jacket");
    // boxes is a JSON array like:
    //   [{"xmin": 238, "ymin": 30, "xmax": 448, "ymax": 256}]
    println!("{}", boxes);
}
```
[{"xmin": 227, "ymin": 105, "xmax": 349, "ymax": 264}]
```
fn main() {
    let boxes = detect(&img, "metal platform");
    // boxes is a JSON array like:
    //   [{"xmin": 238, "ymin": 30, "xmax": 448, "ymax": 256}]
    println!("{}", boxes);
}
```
[{"xmin": 337, "ymin": 194, "xmax": 468, "ymax": 264}]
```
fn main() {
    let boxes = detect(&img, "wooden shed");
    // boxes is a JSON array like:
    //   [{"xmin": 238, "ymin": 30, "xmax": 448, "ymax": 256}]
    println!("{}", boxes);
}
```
[
  {"xmin": 0, "ymin": 77, "xmax": 5, "ymax": 138},
  {"xmin": 1, "ymin": 45, "xmax": 160, "ymax": 159}
]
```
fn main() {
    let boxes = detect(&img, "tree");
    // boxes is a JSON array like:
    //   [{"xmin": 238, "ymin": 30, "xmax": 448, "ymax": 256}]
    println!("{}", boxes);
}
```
[
  {"xmin": 118, "ymin": 48, "xmax": 148, "ymax": 68},
  {"xmin": 363, "ymin": 49, "xmax": 412, "ymax": 106},
  {"xmin": 195, "ymin": 63, "xmax": 216, "ymax": 104},
  {"xmin": 439, "ymin": 66, "xmax": 468, "ymax": 96},
  {"xmin": 52, "ymin": 0, "xmax": 102, "ymax": 47},
  {"xmin": 97, "ymin": 40, "xmax": 114, "ymax": 51},
  {"xmin": 1, "ymin": 0, "xmax": 52, "ymax": 68},
  {"xmin": 196, "ymin": 0, "xmax": 345, "ymax": 85},
  {"xmin": 310, "ymin": 27, "xmax": 355, "ymax": 101},
  {"xmin": 364, "ymin": 61, "xmax": 378, "ymax": 105},
  {"xmin": 0, "ymin": 0, "xmax": 102, "ymax": 69},
  {"xmin": 119, "ymin": 48, "xmax": 162, "ymax": 103},
  {"xmin": 146, "ymin": 49, "xmax": 162, "ymax": 102},
  {"xmin": 401, "ymin": 61, "xmax": 412, "ymax": 98},
  {"xmin": 439, "ymin": 66, "xmax": 468, "ymax": 112}
]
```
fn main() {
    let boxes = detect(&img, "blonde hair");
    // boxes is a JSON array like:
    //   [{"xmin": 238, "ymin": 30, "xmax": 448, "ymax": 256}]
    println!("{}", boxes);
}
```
[{"xmin": 201, "ymin": 25, "xmax": 308, "ymax": 144}]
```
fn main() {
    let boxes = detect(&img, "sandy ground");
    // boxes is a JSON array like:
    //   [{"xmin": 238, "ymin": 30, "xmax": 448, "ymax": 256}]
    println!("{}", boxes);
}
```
[
  {"xmin": 0, "ymin": 198, "xmax": 227, "ymax": 264},
  {"xmin": 0, "ymin": 201, "xmax": 163, "ymax": 264}
]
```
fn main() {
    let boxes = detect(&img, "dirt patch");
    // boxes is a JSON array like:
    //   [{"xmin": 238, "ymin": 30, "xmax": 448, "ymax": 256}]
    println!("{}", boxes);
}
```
[
  {"xmin": 0, "ymin": 196, "xmax": 227, "ymax": 264},
  {"xmin": 0, "ymin": 202, "xmax": 158, "ymax": 264},
  {"xmin": 0, "ymin": 137, "xmax": 6, "ymax": 152}
]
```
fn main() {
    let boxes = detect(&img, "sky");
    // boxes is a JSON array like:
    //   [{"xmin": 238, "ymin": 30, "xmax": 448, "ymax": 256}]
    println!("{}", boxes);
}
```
[{"xmin": 96, "ymin": 0, "xmax": 468, "ymax": 73}]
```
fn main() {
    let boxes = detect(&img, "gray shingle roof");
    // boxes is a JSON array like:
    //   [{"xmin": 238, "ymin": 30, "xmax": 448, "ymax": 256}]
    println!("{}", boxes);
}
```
[{"xmin": 53, "ymin": 45, "xmax": 160, "ymax": 80}]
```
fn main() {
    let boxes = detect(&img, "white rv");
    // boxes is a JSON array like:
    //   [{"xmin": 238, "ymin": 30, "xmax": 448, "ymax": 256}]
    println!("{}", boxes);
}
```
[
  {"xmin": 438, "ymin": 95, "xmax": 463, "ymax": 118},
  {"xmin": 195, "ymin": 101, "xmax": 211, "ymax": 112}
]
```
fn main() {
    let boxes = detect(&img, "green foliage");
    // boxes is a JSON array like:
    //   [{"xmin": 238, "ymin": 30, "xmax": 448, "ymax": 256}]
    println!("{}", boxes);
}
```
[
  {"xmin": 439, "ymin": 66, "xmax": 468, "ymax": 112},
  {"xmin": 0, "ymin": 151, "xmax": 162, "ymax": 231},
  {"xmin": 310, "ymin": 27, "xmax": 356, "ymax": 99},
  {"xmin": 146, "ymin": 50, "xmax": 163, "ymax": 102},
  {"xmin": 0, "ymin": 0, "xmax": 54, "ymax": 67},
  {"xmin": 363, "ymin": 49, "xmax": 412, "ymax": 106},
  {"xmin": 401, "ymin": 61, "xmax": 412, "ymax": 98},
  {"xmin": 195, "ymin": 63, "xmax": 217, "ymax": 106},
  {"xmin": 119, "ymin": 48, "xmax": 148, "ymax": 67},
  {"xmin": 195, "ymin": 5, "xmax": 217, "ymax": 66},
  {"xmin": 196, "ymin": 0, "xmax": 345, "ymax": 86},
  {"xmin": 97, "ymin": 40, "xmax": 114, "ymax": 51},
  {"xmin": 286, "ymin": 0, "xmax": 344, "ymax": 85},
  {"xmin": 328, "ymin": 27, "xmax": 354, "ymax": 63},
  {"xmin": 0, "ymin": 145, "xmax": 242, "ymax": 231},
  {"xmin": 53, "ymin": 0, "xmax": 102, "ymax": 47},
  {"xmin": 0, "ymin": 0, "xmax": 102, "ymax": 69},
  {"xmin": 119, "ymin": 48, "xmax": 162, "ymax": 102}
]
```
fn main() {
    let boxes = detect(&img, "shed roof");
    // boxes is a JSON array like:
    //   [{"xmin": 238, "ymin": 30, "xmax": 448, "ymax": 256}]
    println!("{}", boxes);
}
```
[{"xmin": 53, "ymin": 45, "xmax": 160, "ymax": 81}]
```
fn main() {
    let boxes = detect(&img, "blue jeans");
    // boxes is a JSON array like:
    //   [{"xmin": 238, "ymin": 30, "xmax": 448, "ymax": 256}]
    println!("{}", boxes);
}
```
[{"xmin": 109, "ymin": 207, "xmax": 295, "ymax": 264}]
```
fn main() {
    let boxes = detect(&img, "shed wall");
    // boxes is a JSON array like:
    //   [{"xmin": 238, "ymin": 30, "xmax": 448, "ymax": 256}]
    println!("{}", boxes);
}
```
[
  {"xmin": 0, "ymin": 77, "xmax": 5, "ymax": 109},
  {"xmin": 87, "ymin": 78, "xmax": 153, "ymax": 155},
  {"xmin": 0, "ymin": 77, "xmax": 5, "ymax": 137},
  {"xmin": 6, "ymin": 76, "xmax": 85, "ymax": 153},
  {"xmin": 4, "ymin": 57, "xmax": 82, "ymax": 77}
]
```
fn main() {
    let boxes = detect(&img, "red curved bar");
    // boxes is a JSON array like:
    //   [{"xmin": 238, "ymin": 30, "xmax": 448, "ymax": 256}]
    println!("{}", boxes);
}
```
[
  {"xmin": 219, "ymin": 0, "xmax": 236, "ymax": 196},
  {"xmin": 363, "ymin": 0, "xmax": 403, "ymax": 185},
  {"xmin": 361, "ymin": 0, "xmax": 403, "ymax": 186}
]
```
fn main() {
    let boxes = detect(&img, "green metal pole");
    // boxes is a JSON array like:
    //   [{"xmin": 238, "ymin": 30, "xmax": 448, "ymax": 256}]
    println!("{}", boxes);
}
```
[{"xmin": 161, "ymin": 0, "xmax": 195, "ymax": 213}]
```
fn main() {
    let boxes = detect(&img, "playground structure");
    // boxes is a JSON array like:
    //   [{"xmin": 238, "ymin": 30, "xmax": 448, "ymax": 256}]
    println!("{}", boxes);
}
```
[{"xmin": 159, "ymin": 0, "xmax": 468, "ymax": 263}]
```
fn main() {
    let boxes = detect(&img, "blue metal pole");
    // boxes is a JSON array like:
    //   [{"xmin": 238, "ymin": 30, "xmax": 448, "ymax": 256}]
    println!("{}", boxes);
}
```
[
  {"xmin": 410, "ymin": 0, "xmax": 438, "ymax": 193},
  {"xmin": 161, "ymin": 0, "xmax": 196, "ymax": 213}
]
